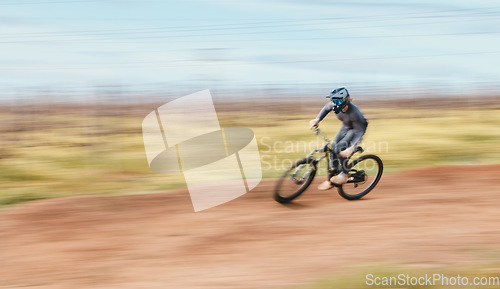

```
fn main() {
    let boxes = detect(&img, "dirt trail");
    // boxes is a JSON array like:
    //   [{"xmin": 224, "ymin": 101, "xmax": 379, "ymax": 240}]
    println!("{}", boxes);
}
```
[{"xmin": 1, "ymin": 164, "xmax": 499, "ymax": 289}]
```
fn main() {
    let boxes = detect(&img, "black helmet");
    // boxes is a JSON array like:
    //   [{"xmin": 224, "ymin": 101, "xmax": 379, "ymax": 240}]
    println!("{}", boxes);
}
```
[{"xmin": 326, "ymin": 87, "xmax": 350, "ymax": 113}]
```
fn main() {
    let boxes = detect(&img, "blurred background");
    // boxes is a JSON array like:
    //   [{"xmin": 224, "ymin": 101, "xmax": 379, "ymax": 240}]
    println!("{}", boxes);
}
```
[
  {"xmin": 1, "ymin": 0, "xmax": 499, "ymax": 205},
  {"xmin": 1, "ymin": 1, "xmax": 500, "ymax": 288}
]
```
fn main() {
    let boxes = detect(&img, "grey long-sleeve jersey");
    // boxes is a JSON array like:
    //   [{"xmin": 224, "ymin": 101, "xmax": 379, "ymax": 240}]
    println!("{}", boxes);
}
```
[{"xmin": 316, "ymin": 102, "xmax": 368, "ymax": 148}]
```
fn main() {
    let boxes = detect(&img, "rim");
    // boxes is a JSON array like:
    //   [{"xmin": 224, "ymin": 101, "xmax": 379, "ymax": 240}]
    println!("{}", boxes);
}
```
[{"xmin": 276, "ymin": 162, "xmax": 315, "ymax": 198}]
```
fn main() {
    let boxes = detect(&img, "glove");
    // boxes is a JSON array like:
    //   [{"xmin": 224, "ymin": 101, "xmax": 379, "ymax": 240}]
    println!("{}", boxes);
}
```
[
  {"xmin": 309, "ymin": 118, "xmax": 319, "ymax": 129},
  {"xmin": 339, "ymin": 146, "xmax": 355, "ymax": 158}
]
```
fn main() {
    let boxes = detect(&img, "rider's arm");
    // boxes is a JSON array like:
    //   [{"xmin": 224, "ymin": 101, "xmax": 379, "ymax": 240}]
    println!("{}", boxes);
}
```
[
  {"xmin": 316, "ymin": 102, "xmax": 334, "ymax": 121},
  {"xmin": 310, "ymin": 102, "xmax": 334, "ymax": 128}
]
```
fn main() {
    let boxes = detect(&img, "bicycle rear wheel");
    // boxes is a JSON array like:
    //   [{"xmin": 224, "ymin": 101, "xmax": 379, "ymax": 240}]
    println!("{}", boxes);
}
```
[
  {"xmin": 274, "ymin": 158, "xmax": 317, "ymax": 203},
  {"xmin": 337, "ymin": 154, "xmax": 383, "ymax": 200}
]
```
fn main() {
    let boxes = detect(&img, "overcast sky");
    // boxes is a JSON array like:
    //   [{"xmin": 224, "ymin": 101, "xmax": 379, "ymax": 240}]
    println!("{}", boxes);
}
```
[{"xmin": 1, "ymin": 0, "xmax": 500, "ymax": 97}]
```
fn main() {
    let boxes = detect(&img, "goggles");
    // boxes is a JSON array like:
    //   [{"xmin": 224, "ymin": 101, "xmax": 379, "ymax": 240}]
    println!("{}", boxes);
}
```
[{"xmin": 332, "ymin": 98, "xmax": 343, "ymax": 106}]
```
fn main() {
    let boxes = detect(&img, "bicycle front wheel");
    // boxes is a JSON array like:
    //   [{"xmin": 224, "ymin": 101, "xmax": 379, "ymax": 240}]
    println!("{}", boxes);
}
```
[
  {"xmin": 274, "ymin": 158, "xmax": 317, "ymax": 204},
  {"xmin": 337, "ymin": 154, "xmax": 383, "ymax": 200}
]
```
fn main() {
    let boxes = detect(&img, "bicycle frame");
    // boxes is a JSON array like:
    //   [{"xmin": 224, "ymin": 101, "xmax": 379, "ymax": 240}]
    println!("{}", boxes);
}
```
[
  {"xmin": 294, "ymin": 127, "xmax": 364, "ymax": 180},
  {"xmin": 308, "ymin": 127, "xmax": 331, "ymax": 168},
  {"xmin": 291, "ymin": 127, "xmax": 332, "ymax": 180}
]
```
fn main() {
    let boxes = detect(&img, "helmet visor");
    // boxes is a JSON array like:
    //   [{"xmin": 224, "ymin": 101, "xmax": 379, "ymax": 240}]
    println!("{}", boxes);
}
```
[{"xmin": 332, "ymin": 98, "xmax": 342, "ymax": 106}]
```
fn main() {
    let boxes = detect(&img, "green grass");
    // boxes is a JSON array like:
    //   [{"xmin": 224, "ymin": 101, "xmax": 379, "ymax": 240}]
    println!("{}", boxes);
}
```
[
  {"xmin": 1, "ymin": 106, "xmax": 499, "ymax": 206},
  {"xmin": 287, "ymin": 263, "xmax": 500, "ymax": 289},
  {"xmin": 0, "ymin": 193, "xmax": 50, "ymax": 206},
  {"xmin": 251, "ymin": 108, "xmax": 500, "ymax": 176},
  {"xmin": 288, "ymin": 248, "xmax": 500, "ymax": 289}
]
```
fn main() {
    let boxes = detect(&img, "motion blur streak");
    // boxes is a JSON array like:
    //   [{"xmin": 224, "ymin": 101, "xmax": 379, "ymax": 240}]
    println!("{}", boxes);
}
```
[{"xmin": 0, "ymin": 0, "xmax": 499, "ymax": 288}]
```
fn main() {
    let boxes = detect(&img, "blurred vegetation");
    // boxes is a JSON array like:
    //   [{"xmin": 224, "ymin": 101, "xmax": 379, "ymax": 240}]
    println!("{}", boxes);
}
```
[
  {"xmin": 288, "ymin": 262, "xmax": 500, "ymax": 289},
  {"xmin": 286, "ymin": 243, "xmax": 500, "ymax": 289},
  {"xmin": 0, "ymin": 102, "xmax": 499, "ymax": 206},
  {"xmin": 246, "ymin": 107, "xmax": 500, "ymax": 177}
]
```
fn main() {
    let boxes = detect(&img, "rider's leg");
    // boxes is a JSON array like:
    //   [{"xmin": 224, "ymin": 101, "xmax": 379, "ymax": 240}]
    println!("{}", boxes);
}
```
[
  {"xmin": 337, "ymin": 156, "xmax": 350, "ymax": 173},
  {"xmin": 329, "ymin": 128, "xmax": 350, "ymax": 172},
  {"xmin": 333, "ymin": 130, "xmax": 355, "ymax": 170},
  {"xmin": 319, "ymin": 129, "xmax": 354, "ymax": 190},
  {"xmin": 319, "ymin": 151, "xmax": 340, "ymax": 190},
  {"xmin": 329, "ymin": 150, "xmax": 340, "ymax": 173},
  {"xmin": 330, "ymin": 130, "xmax": 355, "ymax": 185},
  {"xmin": 320, "ymin": 128, "xmax": 348, "ymax": 190},
  {"xmin": 319, "ymin": 147, "xmax": 343, "ymax": 191}
]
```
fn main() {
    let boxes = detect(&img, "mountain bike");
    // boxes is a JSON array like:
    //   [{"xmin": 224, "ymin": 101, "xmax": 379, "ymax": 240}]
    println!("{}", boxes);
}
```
[{"xmin": 274, "ymin": 127, "xmax": 383, "ymax": 203}]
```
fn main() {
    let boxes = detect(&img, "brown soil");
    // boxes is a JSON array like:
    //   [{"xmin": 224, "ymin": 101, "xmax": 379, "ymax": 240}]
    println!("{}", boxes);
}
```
[{"xmin": 1, "ymin": 164, "xmax": 499, "ymax": 289}]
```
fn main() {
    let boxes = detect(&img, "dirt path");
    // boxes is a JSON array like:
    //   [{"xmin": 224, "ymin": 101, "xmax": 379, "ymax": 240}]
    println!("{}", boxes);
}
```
[{"xmin": 1, "ymin": 165, "xmax": 499, "ymax": 289}]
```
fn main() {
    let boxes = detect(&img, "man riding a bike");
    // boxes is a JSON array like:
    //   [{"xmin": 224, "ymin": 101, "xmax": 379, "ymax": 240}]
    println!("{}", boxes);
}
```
[{"xmin": 309, "ymin": 87, "xmax": 368, "ymax": 190}]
